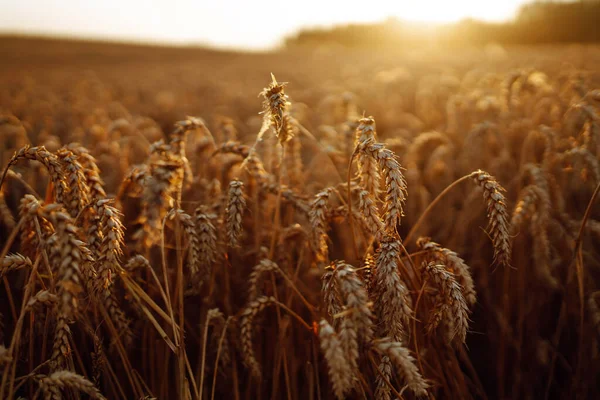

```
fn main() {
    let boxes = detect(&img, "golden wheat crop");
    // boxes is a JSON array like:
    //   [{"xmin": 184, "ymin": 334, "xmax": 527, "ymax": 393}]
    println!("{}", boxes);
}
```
[{"xmin": 0, "ymin": 39, "xmax": 599, "ymax": 399}]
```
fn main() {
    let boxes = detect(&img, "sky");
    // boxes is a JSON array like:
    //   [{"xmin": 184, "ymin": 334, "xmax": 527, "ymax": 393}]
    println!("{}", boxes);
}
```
[{"xmin": 0, "ymin": 0, "xmax": 529, "ymax": 49}]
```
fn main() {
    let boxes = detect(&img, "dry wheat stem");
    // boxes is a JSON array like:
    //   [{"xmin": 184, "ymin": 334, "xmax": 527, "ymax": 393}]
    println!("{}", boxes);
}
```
[
  {"xmin": 211, "ymin": 316, "xmax": 233, "ymax": 400},
  {"xmin": 0, "ymin": 255, "xmax": 41, "ymax": 398},
  {"xmin": 199, "ymin": 308, "xmax": 223, "ymax": 400}
]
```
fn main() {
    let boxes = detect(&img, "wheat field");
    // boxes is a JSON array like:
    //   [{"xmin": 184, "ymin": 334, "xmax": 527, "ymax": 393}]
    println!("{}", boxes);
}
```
[{"xmin": 0, "ymin": 38, "xmax": 599, "ymax": 399}]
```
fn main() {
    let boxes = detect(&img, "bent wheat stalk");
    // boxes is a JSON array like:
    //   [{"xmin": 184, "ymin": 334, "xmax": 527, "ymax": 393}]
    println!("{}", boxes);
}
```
[{"xmin": 406, "ymin": 170, "xmax": 511, "ymax": 268}]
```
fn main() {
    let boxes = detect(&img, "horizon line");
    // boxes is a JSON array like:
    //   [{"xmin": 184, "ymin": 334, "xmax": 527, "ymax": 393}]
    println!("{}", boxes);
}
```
[{"xmin": 0, "ymin": 16, "xmax": 516, "ymax": 52}]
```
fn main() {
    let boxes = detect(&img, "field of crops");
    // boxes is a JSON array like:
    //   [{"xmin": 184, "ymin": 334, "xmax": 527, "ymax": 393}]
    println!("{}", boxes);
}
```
[{"xmin": 0, "ymin": 38, "xmax": 599, "ymax": 399}]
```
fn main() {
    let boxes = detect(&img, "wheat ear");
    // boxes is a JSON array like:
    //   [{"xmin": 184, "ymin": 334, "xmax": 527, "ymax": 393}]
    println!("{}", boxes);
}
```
[
  {"xmin": 374, "ymin": 235, "xmax": 413, "ymax": 341},
  {"xmin": 355, "ymin": 116, "xmax": 380, "ymax": 196},
  {"xmin": 373, "ymin": 338, "xmax": 429, "ymax": 397},
  {"xmin": 38, "ymin": 370, "xmax": 106, "ymax": 400},
  {"xmin": 240, "ymin": 296, "xmax": 276, "ymax": 378},
  {"xmin": 356, "ymin": 138, "xmax": 408, "ymax": 233},
  {"xmin": 318, "ymin": 319, "xmax": 353, "ymax": 400},
  {"xmin": 423, "ymin": 261, "xmax": 469, "ymax": 345},
  {"xmin": 225, "ymin": 179, "xmax": 246, "ymax": 247},
  {"xmin": 417, "ymin": 237, "xmax": 476, "ymax": 307}
]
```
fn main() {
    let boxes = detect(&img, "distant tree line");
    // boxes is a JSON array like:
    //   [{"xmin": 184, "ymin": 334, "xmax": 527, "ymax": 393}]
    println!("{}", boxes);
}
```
[{"xmin": 284, "ymin": 1, "xmax": 600, "ymax": 48}]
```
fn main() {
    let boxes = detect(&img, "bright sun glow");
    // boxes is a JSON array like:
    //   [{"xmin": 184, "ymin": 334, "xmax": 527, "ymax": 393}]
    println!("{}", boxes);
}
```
[
  {"xmin": 389, "ymin": 1, "xmax": 523, "ymax": 23},
  {"xmin": 0, "ymin": 0, "xmax": 528, "ymax": 49}
]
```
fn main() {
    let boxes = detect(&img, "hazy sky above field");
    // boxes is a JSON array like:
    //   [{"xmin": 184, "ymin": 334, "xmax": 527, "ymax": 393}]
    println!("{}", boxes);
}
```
[{"xmin": 0, "ymin": 0, "xmax": 528, "ymax": 49}]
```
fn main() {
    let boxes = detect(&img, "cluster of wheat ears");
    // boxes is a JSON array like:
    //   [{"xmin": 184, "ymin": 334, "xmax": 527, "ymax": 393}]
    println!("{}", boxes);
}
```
[{"xmin": 0, "ymin": 66, "xmax": 599, "ymax": 400}]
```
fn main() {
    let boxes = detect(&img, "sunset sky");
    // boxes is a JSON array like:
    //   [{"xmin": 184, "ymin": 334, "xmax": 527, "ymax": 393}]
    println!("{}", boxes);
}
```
[{"xmin": 0, "ymin": 0, "xmax": 530, "ymax": 49}]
